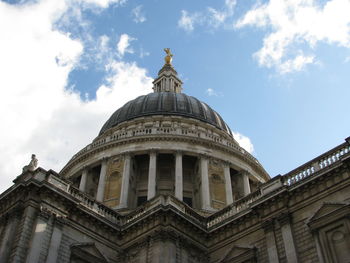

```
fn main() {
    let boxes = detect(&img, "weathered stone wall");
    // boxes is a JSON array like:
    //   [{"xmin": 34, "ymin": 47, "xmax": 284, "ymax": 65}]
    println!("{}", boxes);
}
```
[
  {"xmin": 104, "ymin": 157, "xmax": 124, "ymax": 207},
  {"xmin": 209, "ymin": 160, "xmax": 226, "ymax": 210}
]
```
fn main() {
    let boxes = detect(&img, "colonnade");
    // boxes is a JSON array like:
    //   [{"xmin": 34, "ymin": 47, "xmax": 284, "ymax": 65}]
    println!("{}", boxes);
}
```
[{"xmin": 78, "ymin": 152, "xmax": 252, "ymax": 210}]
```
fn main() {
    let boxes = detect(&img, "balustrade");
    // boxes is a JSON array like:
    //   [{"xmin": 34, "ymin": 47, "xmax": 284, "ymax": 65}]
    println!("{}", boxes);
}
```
[
  {"xmin": 283, "ymin": 142, "xmax": 350, "ymax": 186},
  {"xmin": 65, "ymin": 122, "xmax": 262, "ymax": 171}
]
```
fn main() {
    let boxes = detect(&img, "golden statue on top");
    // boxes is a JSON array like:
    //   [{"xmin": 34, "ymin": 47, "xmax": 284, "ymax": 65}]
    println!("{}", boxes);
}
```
[{"xmin": 164, "ymin": 48, "xmax": 173, "ymax": 65}]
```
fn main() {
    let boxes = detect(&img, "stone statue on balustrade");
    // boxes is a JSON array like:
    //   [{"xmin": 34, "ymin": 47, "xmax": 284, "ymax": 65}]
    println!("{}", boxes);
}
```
[{"xmin": 22, "ymin": 154, "xmax": 38, "ymax": 172}]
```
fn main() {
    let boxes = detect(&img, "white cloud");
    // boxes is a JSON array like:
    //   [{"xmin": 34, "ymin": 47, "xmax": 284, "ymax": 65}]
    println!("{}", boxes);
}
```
[
  {"xmin": 178, "ymin": 0, "xmax": 236, "ymax": 32},
  {"xmin": 206, "ymin": 88, "xmax": 222, "ymax": 97},
  {"xmin": 139, "ymin": 47, "xmax": 150, "ymax": 58},
  {"xmin": 78, "ymin": 0, "xmax": 126, "ymax": 9},
  {"xmin": 232, "ymin": 132, "xmax": 254, "ymax": 154},
  {"xmin": 117, "ymin": 34, "xmax": 136, "ymax": 57},
  {"xmin": 279, "ymin": 55, "xmax": 315, "ymax": 74},
  {"xmin": 208, "ymin": 0, "xmax": 236, "ymax": 28},
  {"xmin": 0, "ymin": 0, "xmax": 153, "ymax": 192},
  {"xmin": 132, "ymin": 5, "xmax": 146, "ymax": 23},
  {"xmin": 236, "ymin": 0, "xmax": 350, "ymax": 73},
  {"xmin": 178, "ymin": 10, "xmax": 199, "ymax": 32}
]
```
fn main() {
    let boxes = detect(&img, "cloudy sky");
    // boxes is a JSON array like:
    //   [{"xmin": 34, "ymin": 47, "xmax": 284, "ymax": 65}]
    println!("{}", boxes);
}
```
[{"xmin": 0, "ymin": 0, "xmax": 349, "ymax": 192}]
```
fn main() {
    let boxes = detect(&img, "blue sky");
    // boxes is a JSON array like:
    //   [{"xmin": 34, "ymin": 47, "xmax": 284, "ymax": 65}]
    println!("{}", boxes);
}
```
[{"xmin": 0, "ymin": 0, "xmax": 349, "ymax": 191}]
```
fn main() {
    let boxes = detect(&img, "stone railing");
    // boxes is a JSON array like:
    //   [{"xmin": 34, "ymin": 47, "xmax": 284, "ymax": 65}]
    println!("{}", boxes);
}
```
[
  {"xmin": 44, "ymin": 172, "xmax": 122, "ymax": 224},
  {"xmin": 67, "ymin": 185, "xmax": 121, "ymax": 224},
  {"xmin": 23, "ymin": 170, "xmax": 207, "ymax": 229},
  {"xmin": 206, "ymin": 189, "xmax": 262, "ymax": 228},
  {"xmin": 205, "ymin": 138, "xmax": 350, "ymax": 228},
  {"xmin": 16, "ymin": 134, "xmax": 350, "ymax": 231},
  {"xmin": 282, "ymin": 139, "xmax": 350, "ymax": 186},
  {"xmin": 122, "ymin": 196, "xmax": 163, "ymax": 225},
  {"xmin": 68, "ymin": 124, "xmax": 262, "ymax": 172}
]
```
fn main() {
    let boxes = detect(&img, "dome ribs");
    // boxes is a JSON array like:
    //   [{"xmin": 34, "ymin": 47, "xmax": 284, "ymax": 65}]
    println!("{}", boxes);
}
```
[{"xmin": 99, "ymin": 92, "xmax": 232, "ymax": 136}]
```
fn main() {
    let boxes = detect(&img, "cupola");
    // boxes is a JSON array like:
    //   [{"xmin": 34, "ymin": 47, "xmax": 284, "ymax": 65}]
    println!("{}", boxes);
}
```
[{"xmin": 152, "ymin": 48, "xmax": 183, "ymax": 93}]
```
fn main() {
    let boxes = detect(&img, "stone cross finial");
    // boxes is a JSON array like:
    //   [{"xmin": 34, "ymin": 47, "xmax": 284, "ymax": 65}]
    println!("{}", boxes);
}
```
[{"xmin": 22, "ymin": 154, "xmax": 38, "ymax": 172}]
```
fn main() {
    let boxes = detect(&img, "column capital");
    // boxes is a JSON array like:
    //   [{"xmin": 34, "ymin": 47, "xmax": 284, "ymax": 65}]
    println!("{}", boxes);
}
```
[
  {"xmin": 122, "ymin": 151, "xmax": 133, "ymax": 158},
  {"xmin": 148, "ymin": 149, "xmax": 159, "ymax": 155},
  {"xmin": 222, "ymin": 160, "xmax": 231, "ymax": 168},
  {"xmin": 241, "ymin": 169, "xmax": 250, "ymax": 175},
  {"xmin": 199, "ymin": 153, "xmax": 209, "ymax": 160},
  {"xmin": 99, "ymin": 157, "xmax": 109, "ymax": 163},
  {"xmin": 175, "ymin": 150, "xmax": 183, "ymax": 156}
]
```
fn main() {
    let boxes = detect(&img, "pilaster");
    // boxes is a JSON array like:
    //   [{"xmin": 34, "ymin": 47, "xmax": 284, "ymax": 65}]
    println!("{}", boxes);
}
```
[
  {"xmin": 0, "ymin": 210, "xmax": 21, "ymax": 263},
  {"xmin": 262, "ymin": 220, "xmax": 279, "ymax": 263},
  {"xmin": 278, "ymin": 213, "xmax": 299, "ymax": 263},
  {"xmin": 45, "ymin": 217, "xmax": 64, "ymax": 263},
  {"xmin": 25, "ymin": 214, "xmax": 49, "ymax": 263}
]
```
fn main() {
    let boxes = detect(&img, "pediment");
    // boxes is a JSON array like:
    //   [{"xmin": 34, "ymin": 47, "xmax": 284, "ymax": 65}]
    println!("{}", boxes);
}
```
[
  {"xmin": 220, "ymin": 245, "xmax": 256, "ymax": 263},
  {"xmin": 70, "ymin": 242, "xmax": 108, "ymax": 263},
  {"xmin": 308, "ymin": 202, "xmax": 347, "ymax": 223}
]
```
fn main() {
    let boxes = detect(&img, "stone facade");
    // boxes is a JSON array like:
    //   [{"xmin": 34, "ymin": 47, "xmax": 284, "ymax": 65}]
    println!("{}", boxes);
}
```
[
  {"xmin": 1, "ymin": 57, "xmax": 350, "ymax": 262},
  {"xmin": 1, "ymin": 143, "xmax": 349, "ymax": 262}
]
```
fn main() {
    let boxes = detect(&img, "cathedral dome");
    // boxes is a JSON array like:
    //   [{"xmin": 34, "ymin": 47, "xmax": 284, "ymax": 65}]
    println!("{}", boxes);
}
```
[
  {"xmin": 99, "ymin": 92, "xmax": 232, "ymax": 136},
  {"xmin": 61, "ymin": 50, "xmax": 269, "ymax": 213}
]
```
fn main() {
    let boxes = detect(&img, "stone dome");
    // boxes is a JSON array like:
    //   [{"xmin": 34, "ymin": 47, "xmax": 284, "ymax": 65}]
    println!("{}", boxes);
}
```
[
  {"xmin": 99, "ymin": 92, "xmax": 233, "ymax": 136},
  {"xmin": 60, "ymin": 51, "xmax": 270, "ymax": 214}
]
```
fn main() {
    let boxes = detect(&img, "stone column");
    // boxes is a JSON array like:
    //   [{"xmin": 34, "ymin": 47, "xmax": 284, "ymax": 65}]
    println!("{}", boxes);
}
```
[
  {"xmin": 242, "ymin": 171, "xmax": 251, "ymax": 196},
  {"xmin": 278, "ymin": 214, "xmax": 299, "ymax": 263},
  {"xmin": 119, "ymin": 154, "xmax": 131, "ymax": 208},
  {"xmin": 147, "ymin": 151, "xmax": 157, "ymax": 200},
  {"xmin": 96, "ymin": 159, "xmax": 108, "ymax": 202},
  {"xmin": 46, "ymin": 219, "xmax": 63, "ymax": 263},
  {"xmin": 224, "ymin": 163, "xmax": 233, "ymax": 205},
  {"xmin": 200, "ymin": 156, "xmax": 211, "ymax": 210},
  {"xmin": 262, "ymin": 220, "xmax": 279, "ymax": 262},
  {"xmin": 79, "ymin": 168, "xmax": 88, "ymax": 191},
  {"xmin": 175, "ymin": 151, "xmax": 183, "ymax": 200}
]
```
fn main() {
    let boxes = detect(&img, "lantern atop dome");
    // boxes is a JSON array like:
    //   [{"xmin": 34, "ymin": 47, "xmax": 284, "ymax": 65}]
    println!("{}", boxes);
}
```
[{"xmin": 152, "ymin": 48, "xmax": 183, "ymax": 93}]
